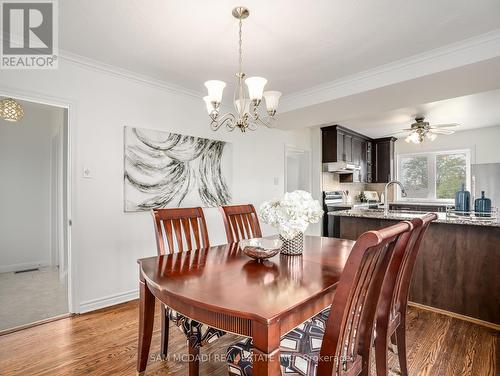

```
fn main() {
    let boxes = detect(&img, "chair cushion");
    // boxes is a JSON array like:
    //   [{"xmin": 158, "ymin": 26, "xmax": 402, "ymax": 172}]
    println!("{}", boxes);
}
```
[
  {"xmin": 226, "ymin": 313, "xmax": 327, "ymax": 376},
  {"xmin": 167, "ymin": 308, "xmax": 226, "ymax": 348}
]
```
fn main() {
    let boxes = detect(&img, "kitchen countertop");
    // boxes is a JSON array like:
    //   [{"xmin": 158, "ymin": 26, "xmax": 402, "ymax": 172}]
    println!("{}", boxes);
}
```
[
  {"xmin": 389, "ymin": 201, "xmax": 453, "ymax": 207},
  {"xmin": 328, "ymin": 202, "xmax": 373, "ymax": 208},
  {"xmin": 329, "ymin": 209, "xmax": 500, "ymax": 227}
]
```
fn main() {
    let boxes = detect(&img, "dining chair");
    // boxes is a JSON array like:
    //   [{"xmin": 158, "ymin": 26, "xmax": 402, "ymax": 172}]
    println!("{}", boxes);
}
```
[
  {"xmin": 151, "ymin": 207, "xmax": 226, "ymax": 376},
  {"xmin": 374, "ymin": 213, "xmax": 437, "ymax": 376},
  {"xmin": 219, "ymin": 204, "xmax": 262, "ymax": 243},
  {"xmin": 226, "ymin": 220, "xmax": 413, "ymax": 376}
]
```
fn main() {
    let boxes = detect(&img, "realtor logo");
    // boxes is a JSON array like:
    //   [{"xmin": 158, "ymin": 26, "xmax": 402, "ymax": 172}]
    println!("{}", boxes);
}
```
[{"xmin": 1, "ymin": 0, "xmax": 58, "ymax": 69}]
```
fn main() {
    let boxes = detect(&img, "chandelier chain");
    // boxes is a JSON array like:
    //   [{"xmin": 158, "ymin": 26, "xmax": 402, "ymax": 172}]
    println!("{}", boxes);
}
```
[{"xmin": 238, "ymin": 17, "xmax": 243, "ymax": 74}]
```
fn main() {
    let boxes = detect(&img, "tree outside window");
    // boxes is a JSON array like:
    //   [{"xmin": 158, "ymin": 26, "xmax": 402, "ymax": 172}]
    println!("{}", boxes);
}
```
[
  {"xmin": 436, "ymin": 153, "xmax": 466, "ymax": 199},
  {"xmin": 398, "ymin": 150, "xmax": 469, "ymax": 201}
]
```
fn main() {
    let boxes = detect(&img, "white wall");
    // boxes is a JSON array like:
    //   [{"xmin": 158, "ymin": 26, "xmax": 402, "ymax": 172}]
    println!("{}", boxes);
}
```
[
  {"xmin": 0, "ymin": 102, "xmax": 63, "ymax": 273},
  {"xmin": 395, "ymin": 125, "xmax": 500, "ymax": 164},
  {"xmin": 0, "ymin": 60, "xmax": 311, "ymax": 312}
]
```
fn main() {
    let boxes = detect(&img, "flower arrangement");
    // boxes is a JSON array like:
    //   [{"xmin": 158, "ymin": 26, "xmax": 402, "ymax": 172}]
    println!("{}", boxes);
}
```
[{"xmin": 259, "ymin": 190, "xmax": 323, "ymax": 240}]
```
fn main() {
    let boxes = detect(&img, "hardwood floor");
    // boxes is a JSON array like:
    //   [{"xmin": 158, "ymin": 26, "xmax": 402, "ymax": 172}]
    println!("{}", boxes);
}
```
[{"xmin": 0, "ymin": 300, "xmax": 497, "ymax": 375}]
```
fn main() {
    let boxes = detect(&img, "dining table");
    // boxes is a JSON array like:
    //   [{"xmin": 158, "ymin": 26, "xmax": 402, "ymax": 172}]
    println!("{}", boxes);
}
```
[{"xmin": 136, "ymin": 235, "xmax": 355, "ymax": 376}]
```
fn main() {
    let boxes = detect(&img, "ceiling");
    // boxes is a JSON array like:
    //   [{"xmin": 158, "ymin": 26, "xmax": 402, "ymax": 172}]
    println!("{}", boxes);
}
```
[
  {"xmin": 60, "ymin": 0, "xmax": 500, "ymax": 95},
  {"xmin": 336, "ymin": 89, "xmax": 500, "ymax": 138}
]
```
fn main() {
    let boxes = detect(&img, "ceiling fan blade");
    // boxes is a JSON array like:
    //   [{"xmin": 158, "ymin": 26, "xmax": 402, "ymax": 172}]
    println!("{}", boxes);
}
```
[
  {"xmin": 431, "ymin": 123, "xmax": 460, "ymax": 129},
  {"xmin": 385, "ymin": 130, "xmax": 411, "ymax": 136},
  {"xmin": 429, "ymin": 129, "xmax": 455, "ymax": 135}
]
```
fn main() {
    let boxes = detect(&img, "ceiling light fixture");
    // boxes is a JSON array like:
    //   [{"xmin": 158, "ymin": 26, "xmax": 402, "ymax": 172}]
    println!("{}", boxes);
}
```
[
  {"xmin": 203, "ymin": 6, "xmax": 282, "ymax": 132},
  {"xmin": 0, "ymin": 98, "xmax": 24, "ymax": 122},
  {"xmin": 395, "ymin": 117, "xmax": 458, "ymax": 144}
]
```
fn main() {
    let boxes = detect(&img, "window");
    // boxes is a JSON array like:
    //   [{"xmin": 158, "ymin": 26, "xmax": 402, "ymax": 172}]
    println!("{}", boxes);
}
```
[{"xmin": 397, "ymin": 150, "xmax": 470, "ymax": 201}]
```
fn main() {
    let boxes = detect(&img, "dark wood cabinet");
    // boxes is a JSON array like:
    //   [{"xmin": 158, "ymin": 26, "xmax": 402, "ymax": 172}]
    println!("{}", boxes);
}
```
[
  {"xmin": 321, "ymin": 125, "xmax": 385, "ymax": 184},
  {"xmin": 343, "ymin": 134, "xmax": 352, "ymax": 162},
  {"xmin": 372, "ymin": 137, "xmax": 396, "ymax": 183},
  {"xmin": 336, "ymin": 215, "xmax": 500, "ymax": 325},
  {"xmin": 336, "ymin": 131, "xmax": 344, "ymax": 161},
  {"xmin": 322, "ymin": 127, "xmax": 340, "ymax": 163}
]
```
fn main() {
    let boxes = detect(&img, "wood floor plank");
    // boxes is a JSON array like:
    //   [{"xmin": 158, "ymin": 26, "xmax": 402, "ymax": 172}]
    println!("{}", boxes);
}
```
[{"xmin": 0, "ymin": 300, "xmax": 497, "ymax": 375}]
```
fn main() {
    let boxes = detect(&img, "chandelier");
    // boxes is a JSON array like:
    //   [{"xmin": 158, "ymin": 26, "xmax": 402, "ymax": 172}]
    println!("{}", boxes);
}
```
[
  {"xmin": 0, "ymin": 98, "xmax": 24, "ymax": 122},
  {"xmin": 203, "ymin": 7, "xmax": 282, "ymax": 132}
]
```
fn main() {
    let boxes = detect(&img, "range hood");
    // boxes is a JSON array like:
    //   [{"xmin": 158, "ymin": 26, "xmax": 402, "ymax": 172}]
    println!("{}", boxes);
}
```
[{"xmin": 324, "ymin": 162, "xmax": 361, "ymax": 174}]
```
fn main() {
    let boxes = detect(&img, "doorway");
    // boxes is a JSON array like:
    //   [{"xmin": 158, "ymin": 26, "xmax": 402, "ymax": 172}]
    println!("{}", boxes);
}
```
[
  {"xmin": 284, "ymin": 145, "xmax": 311, "ymax": 193},
  {"xmin": 0, "ymin": 97, "xmax": 70, "ymax": 331}
]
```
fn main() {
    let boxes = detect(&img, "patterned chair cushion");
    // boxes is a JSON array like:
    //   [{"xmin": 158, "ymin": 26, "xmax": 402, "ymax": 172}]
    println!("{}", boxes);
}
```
[
  {"xmin": 167, "ymin": 308, "xmax": 226, "ymax": 348},
  {"xmin": 226, "ymin": 313, "xmax": 327, "ymax": 376}
]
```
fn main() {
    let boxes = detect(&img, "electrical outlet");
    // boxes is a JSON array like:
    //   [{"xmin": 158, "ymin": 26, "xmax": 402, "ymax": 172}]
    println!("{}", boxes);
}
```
[{"xmin": 273, "ymin": 177, "xmax": 279, "ymax": 185}]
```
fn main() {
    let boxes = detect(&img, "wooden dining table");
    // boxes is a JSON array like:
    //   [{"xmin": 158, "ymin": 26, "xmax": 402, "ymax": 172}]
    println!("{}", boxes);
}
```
[{"xmin": 137, "ymin": 235, "xmax": 355, "ymax": 376}]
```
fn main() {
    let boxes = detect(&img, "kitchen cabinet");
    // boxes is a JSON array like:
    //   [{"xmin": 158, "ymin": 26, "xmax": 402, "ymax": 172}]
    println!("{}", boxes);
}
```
[
  {"xmin": 321, "ymin": 125, "xmax": 376, "ymax": 183},
  {"xmin": 322, "ymin": 127, "xmax": 340, "ymax": 163},
  {"xmin": 372, "ymin": 137, "xmax": 396, "ymax": 183},
  {"xmin": 335, "ymin": 215, "xmax": 500, "ymax": 325}
]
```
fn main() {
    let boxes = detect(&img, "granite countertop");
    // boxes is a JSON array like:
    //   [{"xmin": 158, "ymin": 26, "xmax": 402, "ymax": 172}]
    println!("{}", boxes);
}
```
[
  {"xmin": 329, "ymin": 209, "xmax": 500, "ymax": 227},
  {"xmin": 389, "ymin": 201, "xmax": 453, "ymax": 207},
  {"xmin": 328, "ymin": 202, "xmax": 372, "ymax": 208}
]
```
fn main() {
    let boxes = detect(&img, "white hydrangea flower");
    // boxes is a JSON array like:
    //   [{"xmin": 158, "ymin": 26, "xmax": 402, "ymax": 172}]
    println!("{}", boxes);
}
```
[{"xmin": 259, "ymin": 190, "xmax": 323, "ymax": 240}]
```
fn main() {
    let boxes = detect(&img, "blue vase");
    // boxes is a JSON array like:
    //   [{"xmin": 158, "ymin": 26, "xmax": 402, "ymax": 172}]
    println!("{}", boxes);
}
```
[
  {"xmin": 474, "ymin": 191, "xmax": 492, "ymax": 217},
  {"xmin": 455, "ymin": 183, "xmax": 470, "ymax": 215}
]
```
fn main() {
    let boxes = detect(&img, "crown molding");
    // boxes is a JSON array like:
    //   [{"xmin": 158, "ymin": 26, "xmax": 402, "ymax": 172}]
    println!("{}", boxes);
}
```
[
  {"xmin": 280, "ymin": 29, "xmax": 500, "ymax": 113},
  {"xmin": 59, "ymin": 50, "xmax": 204, "ymax": 99}
]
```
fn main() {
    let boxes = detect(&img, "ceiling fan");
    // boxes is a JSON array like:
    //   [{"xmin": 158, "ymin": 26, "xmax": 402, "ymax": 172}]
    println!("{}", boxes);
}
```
[{"xmin": 388, "ymin": 117, "xmax": 459, "ymax": 144}]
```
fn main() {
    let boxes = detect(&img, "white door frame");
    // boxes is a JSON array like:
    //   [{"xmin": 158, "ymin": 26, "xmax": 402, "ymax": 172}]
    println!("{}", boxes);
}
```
[
  {"xmin": 284, "ymin": 144, "xmax": 312, "ymax": 193},
  {"xmin": 0, "ymin": 86, "xmax": 78, "ymax": 313}
]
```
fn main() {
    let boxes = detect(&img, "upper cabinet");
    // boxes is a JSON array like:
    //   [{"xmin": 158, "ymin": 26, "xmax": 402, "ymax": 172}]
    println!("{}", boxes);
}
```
[
  {"xmin": 321, "ymin": 125, "xmax": 374, "ymax": 183},
  {"xmin": 371, "ymin": 137, "xmax": 396, "ymax": 183},
  {"xmin": 321, "ymin": 126, "xmax": 395, "ymax": 183}
]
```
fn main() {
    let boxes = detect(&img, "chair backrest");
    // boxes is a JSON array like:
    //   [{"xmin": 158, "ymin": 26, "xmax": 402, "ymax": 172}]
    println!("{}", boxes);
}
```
[
  {"xmin": 219, "ymin": 204, "xmax": 262, "ymax": 243},
  {"xmin": 392, "ymin": 213, "xmax": 437, "ymax": 314},
  {"xmin": 317, "ymin": 221, "xmax": 413, "ymax": 376},
  {"xmin": 151, "ymin": 207, "xmax": 209, "ymax": 255}
]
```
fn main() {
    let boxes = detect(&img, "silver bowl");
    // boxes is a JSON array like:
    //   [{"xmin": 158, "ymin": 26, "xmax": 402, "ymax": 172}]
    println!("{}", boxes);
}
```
[{"xmin": 239, "ymin": 238, "xmax": 283, "ymax": 261}]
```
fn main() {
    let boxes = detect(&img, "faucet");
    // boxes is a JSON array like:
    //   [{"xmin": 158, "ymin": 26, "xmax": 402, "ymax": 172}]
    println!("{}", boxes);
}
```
[{"xmin": 384, "ymin": 180, "xmax": 407, "ymax": 216}]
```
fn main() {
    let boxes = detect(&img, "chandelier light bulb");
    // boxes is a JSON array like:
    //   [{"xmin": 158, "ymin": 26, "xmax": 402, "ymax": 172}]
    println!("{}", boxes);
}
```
[
  {"xmin": 203, "ymin": 96, "xmax": 214, "ymax": 114},
  {"xmin": 245, "ymin": 76, "xmax": 267, "ymax": 101},
  {"xmin": 204, "ymin": 80, "xmax": 226, "ymax": 104},
  {"xmin": 263, "ymin": 91, "xmax": 282, "ymax": 113},
  {"xmin": 235, "ymin": 99, "xmax": 249, "ymax": 114}
]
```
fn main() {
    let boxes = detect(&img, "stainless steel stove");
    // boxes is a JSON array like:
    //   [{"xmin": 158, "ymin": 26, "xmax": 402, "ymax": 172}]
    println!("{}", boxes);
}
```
[{"xmin": 322, "ymin": 191, "xmax": 352, "ymax": 237}]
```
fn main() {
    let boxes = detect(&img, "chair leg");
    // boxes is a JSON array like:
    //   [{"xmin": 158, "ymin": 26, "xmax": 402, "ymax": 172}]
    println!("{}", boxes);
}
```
[
  {"xmin": 160, "ymin": 305, "xmax": 169, "ymax": 360},
  {"xmin": 188, "ymin": 344, "xmax": 200, "ymax": 376},
  {"xmin": 395, "ymin": 319, "xmax": 409, "ymax": 376},
  {"xmin": 375, "ymin": 332, "xmax": 389, "ymax": 376}
]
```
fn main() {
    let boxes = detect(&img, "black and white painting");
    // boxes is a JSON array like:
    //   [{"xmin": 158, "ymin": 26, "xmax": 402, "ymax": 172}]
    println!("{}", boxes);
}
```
[{"xmin": 124, "ymin": 126, "xmax": 232, "ymax": 212}]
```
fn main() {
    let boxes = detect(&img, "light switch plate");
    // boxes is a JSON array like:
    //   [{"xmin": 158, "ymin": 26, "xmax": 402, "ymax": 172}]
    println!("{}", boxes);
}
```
[{"xmin": 83, "ymin": 167, "xmax": 92, "ymax": 178}]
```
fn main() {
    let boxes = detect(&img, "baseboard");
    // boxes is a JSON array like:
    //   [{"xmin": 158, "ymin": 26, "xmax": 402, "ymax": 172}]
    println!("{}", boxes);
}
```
[
  {"xmin": 0, "ymin": 313, "xmax": 72, "ymax": 336},
  {"xmin": 409, "ymin": 301, "xmax": 499, "ymax": 331},
  {"xmin": 0, "ymin": 261, "xmax": 50, "ymax": 274},
  {"xmin": 79, "ymin": 289, "xmax": 139, "ymax": 313}
]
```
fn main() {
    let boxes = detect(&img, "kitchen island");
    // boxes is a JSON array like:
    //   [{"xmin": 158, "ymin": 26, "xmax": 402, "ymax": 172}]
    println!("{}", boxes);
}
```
[{"xmin": 330, "ymin": 209, "xmax": 500, "ymax": 326}]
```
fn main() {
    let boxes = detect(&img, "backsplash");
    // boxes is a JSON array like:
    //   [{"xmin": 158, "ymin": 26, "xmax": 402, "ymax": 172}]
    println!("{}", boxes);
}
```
[{"xmin": 322, "ymin": 172, "xmax": 395, "ymax": 202}]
